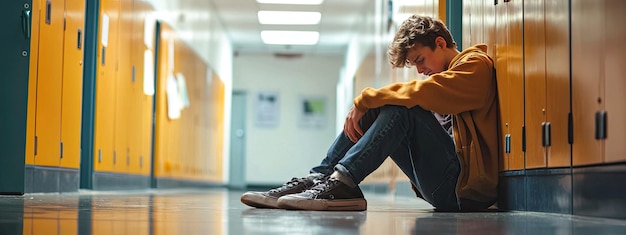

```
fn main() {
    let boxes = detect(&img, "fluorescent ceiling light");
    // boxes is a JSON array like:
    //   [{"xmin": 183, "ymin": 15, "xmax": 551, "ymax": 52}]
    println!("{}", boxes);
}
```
[
  {"xmin": 258, "ymin": 11, "xmax": 321, "ymax": 25},
  {"xmin": 261, "ymin": 30, "xmax": 319, "ymax": 45},
  {"xmin": 256, "ymin": 0, "xmax": 324, "ymax": 5}
]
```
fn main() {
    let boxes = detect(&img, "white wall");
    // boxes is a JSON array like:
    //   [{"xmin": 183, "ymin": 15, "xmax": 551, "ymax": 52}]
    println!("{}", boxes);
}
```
[{"xmin": 233, "ymin": 54, "xmax": 343, "ymax": 185}]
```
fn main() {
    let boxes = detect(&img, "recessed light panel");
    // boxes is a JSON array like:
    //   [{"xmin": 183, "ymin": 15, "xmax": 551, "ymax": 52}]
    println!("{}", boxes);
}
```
[
  {"xmin": 258, "ymin": 11, "xmax": 321, "ymax": 25},
  {"xmin": 256, "ymin": 0, "xmax": 324, "ymax": 5},
  {"xmin": 261, "ymin": 30, "xmax": 319, "ymax": 45}
]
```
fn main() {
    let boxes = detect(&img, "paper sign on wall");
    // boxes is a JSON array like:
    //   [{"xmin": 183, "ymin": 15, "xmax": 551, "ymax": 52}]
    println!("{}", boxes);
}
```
[{"xmin": 101, "ymin": 13, "xmax": 109, "ymax": 47}]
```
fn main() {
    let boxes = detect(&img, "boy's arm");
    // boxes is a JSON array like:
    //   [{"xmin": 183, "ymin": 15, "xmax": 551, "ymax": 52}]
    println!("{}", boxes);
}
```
[{"xmin": 353, "ymin": 53, "xmax": 495, "ymax": 115}]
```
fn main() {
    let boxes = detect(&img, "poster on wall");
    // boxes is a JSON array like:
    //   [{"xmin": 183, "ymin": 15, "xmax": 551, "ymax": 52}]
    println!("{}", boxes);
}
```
[
  {"xmin": 299, "ymin": 96, "xmax": 326, "ymax": 128},
  {"xmin": 255, "ymin": 92, "xmax": 279, "ymax": 128}
]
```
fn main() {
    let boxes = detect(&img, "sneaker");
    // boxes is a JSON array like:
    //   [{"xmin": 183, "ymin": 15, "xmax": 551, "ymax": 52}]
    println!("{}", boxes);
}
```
[
  {"xmin": 240, "ymin": 174, "xmax": 325, "ymax": 209},
  {"xmin": 276, "ymin": 178, "xmax": 367, "ymax": 211}
]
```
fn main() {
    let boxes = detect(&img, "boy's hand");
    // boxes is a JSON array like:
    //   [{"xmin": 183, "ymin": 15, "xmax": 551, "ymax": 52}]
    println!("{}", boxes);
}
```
[{"xmin": 344, "ymin": 105, "xmax": 365, "ymax": 143}]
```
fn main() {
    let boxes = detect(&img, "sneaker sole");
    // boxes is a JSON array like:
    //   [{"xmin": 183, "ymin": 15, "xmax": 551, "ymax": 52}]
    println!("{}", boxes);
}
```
[
  {"xmin": 277, "ymin": 196, "xmax": 367, "ymax": 211},
  {"xmin": 240, "ymin": 192, "xmax": 280, "ymax": 209}
]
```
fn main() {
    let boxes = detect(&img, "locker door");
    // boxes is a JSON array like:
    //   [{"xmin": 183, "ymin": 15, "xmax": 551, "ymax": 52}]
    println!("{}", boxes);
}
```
[
  {"xmin": 128, "ymin": 0, "xmax": 148, "ymax": 175},
  {"xmin": 524, "ymin": 0, "xmax": 547, "ymax": 169},
  {"xmin": 507, "ymin": 0, "xmax": 525, "ymax": 170},
  {"xmin": 60, "ymin": 0, "xmax": 86, "ymax": 169},
  {"xmin": 138, "ymin": 1, "xmax": 156, "ymax": 176},
  {"xmin": 113, "ymin": 0, "xmax": 133, "ymax": 173},
  {"xmin": 154, "ymin": 22, "xmax": 170, "ymax": 178},
  {"xmin": 571, "ymin": 0, "xmax": 604, "ymax": 166},
  {"xmin": 35, "ymin": 0, "xmax": 65, "ymax": 167},
  {"xmin": 545, "ymin": 0, "xmax": 571, "ymax": 167},
  {"xmin": 462, "ymin": 0, "xmax": 471, "ymax": 49},
  {"xmin": 26, "ymin": 0, "xmax": 41, "ymax": 166},
  {"xmin": 483, "ymin": 0, "xmax": 496, "ymax": 58},
  {"xmin": 94, "ymin": 0, "xmax": 120, "ymax": 172},
  {"xmin": 0, "ymin": 0, "xmax": 32, "ymax": 194},
  {"xmin": 604, "ymin": 0, "xmax": 626, "ymax": 163},
  {"xmin": 494, "ymin": 0, "xmax": 510, "ymax": 170}
]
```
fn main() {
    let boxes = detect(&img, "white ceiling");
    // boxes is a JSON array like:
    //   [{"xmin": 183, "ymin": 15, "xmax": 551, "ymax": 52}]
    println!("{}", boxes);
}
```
[{"xmin": 149, "ymin": 0, "xmax": 371, "ymax": 54}]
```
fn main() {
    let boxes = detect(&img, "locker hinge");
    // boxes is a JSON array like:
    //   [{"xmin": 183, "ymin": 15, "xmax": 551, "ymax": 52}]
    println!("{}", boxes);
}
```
[
  {"xmin": 63, "ymin": 17, "xmax": 66, "ymax": 31},
  {"xmin": 98, "ymin": 149, "xmax": 102, "ymax": 163},
  {"xmin": 542, "ymin": 122, "xmax": 551, "ymax": 147},
  {"xmin": 521, "ymin": 125, "xmax": 526, "ymax": 152},
  {"xmin": 505, "ymin": 134, "xmax": 511, "ymax": 153},
  {"xmin": 140, "ymin": 155, "xmax": 143, "ymax": 168},
  {"xmin": 127, "ymin": 148, "xmax": 130, "ymax": 166},
  {"xmin": 568, "ymin": 112, "xmax": 573, "ymax": 144},
  {"xmin": 34, "ymin": 136, "xmax": 38, "ymax": 156},
  {"xmin": 113, "ymin": 150, "xmax": 117, "ymax": 165},
  {"xmin": 595, "ymin": 110, "xmax": 607, "ymax": 139},
  {"xmin": 60, "ymin": 141, "xmax": 64, "ymax": 159}
]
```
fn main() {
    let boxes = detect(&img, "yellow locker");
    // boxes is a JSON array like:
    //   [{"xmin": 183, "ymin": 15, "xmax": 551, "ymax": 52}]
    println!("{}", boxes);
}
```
[
  {"xmin": 213, "ymin": 74, "xmax": 226, "ymax": 181},
  {"xmin": 523, "ymin": 0, "xmax": 547, "ymax": 169},
  {"xmin": 113, "ymin": 0, "xmax": 133, "ymax": 173},
  {"xmin": 154, "ymin": 23, "xmax": 172, "ymax": 178},
  {"xmin": 26, "ymin": 0, "xmax": 42, "ymax": 166},
  {"xmin": 35, "ymin": 0, "xmax": 65, "ymax": 167},
  {"xmin": 130, "ymin": 0, "xmax": 151, "ymax": 175},
  {"xmin": 545, "ymin": 0, "xmax": 571, "ymax": 167},
  {"xmin": 494, "ymin": 0, "xmax": 509, "ymax": 170},
  {"xmin": 94, "ymin": 0, "xmax": 121, "ymax": 172},
  {"xmin": 604, "ymin": 0, "xmax": 626, "ymax": 163},
  {"xmin": 571, "ymin": 0, "xmax": 604, "ymax": 166},
  {"xmin": 482, "ymin": 0, "xmax": 496, "ymax": 58},
  {"xmin": 507, "ymin": 0, "xmax": 524, "ymax": 170},
  {"xmin": 60, "ymin": 0, "xmax": 86, "ymax": 169},
  {"xmin": 495, "ymin": 0, "xmax": 524, "ymax": 171}
]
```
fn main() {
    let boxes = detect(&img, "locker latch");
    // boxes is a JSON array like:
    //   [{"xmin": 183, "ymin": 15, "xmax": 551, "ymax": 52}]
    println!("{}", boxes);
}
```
[
  {"xmin": 542, "ymin": 122, "xmax": 551, "ymax": 147},
  {"xmin": 595, "ymin": 110, "xmax": 607, "ymax": 139},
  {"xmin": 505, "ymin": 134, "xmax": 511, "ymax": 153}
]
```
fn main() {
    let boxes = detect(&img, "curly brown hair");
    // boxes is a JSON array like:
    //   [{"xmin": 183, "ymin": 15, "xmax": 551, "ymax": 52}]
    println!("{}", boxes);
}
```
[{"xmin": 388, "ymin": 15, "xmax": 456, "ymax": 68}]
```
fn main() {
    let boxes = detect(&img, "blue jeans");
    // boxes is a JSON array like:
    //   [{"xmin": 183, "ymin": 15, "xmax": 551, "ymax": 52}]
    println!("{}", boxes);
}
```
[{"xmin": 310, "ymin": 105, "xmax": 461, "ymax": 211}]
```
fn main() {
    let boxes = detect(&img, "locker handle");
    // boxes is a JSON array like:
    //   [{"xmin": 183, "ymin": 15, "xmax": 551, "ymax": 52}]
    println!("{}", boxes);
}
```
[
  {"xmin": 77, "ymin": 29, "xmax": 82, "ymax": 49},
  {"xmin": 505, "ymin": 134, "xmax": 511, "ymax": 153},
  {"xmin": 45, "ymin": 0, "xmax": 51, "ymax": 24},
  {"xmin": 542, "ymin": 122, "xmax": 551, "ymax": 147},
  {"xmin": 595, "ymin": 111, "xmax": 607, "ymax": 139},
  {"xmin": 22, "ymin": 10, "xmax": 31, "ymax": 39}
]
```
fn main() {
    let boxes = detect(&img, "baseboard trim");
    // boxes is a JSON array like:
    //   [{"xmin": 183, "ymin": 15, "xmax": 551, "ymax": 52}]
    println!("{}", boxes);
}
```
[
  {"xmin": 155, "ymin": 177, "xmax": 224, "ymax": 189},
  {"xmin": 24, "ymin": 165, "xmax": 80, "ymax": 193},
  {"xmin": 93, "ymin": 171, "xmax": 150, "ymax": 190}
]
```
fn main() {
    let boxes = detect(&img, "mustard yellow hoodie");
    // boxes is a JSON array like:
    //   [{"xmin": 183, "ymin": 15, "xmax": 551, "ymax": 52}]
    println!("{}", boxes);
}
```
[{"xmin": 353, "ymin": 44, "xmax": 500, "ymax": 203}]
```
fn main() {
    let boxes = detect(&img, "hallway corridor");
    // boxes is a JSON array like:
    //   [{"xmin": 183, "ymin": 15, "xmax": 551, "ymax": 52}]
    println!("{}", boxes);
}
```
[{"xmin": 1, "ymin": 188, "xmax": 626, "ymax": 234}]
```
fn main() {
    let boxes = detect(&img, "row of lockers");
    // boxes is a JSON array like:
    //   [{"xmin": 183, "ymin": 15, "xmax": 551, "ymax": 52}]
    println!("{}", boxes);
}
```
[
  {"xmin": 25, "ymin": 0, "xmax": 225, "ymax": 181},
  {"xmin": 463, "ymin": 0, "xmax": 626, "ymax": 170}
]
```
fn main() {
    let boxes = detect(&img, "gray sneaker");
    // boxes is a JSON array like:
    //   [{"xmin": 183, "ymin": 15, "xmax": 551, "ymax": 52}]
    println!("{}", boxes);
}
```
[
  {"xmin": 240, "ymin": 174, "xmax": 325, "ymax": 209},
  {"xmin": 277, "ymin": 178, "xmax": 367, "ymax": 211}
]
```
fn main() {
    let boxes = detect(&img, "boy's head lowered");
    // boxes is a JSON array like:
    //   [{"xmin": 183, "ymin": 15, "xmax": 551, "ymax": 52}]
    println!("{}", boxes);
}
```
[{"xmin": 388, "ymin": 15, "xmax": 456, "ymax": 69}]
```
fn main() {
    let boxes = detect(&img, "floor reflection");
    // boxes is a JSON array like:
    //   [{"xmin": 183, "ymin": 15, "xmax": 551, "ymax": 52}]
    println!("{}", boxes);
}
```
[{"xmin": 0, "ymin": 189, "xmax": 625, "ymax": 235}]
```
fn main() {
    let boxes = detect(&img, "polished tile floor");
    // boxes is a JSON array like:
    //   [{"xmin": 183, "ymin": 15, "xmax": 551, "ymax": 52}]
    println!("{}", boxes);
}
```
[{"xmin": 1, "ymin": 188, "xmax": 626, "ymax": 235}]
